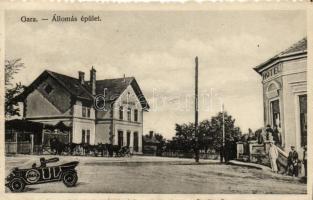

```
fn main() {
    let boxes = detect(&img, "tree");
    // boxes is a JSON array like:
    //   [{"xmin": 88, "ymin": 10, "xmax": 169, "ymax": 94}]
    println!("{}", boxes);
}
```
[
  {"xmin": 209, "ymin": 111, "xmax": 242, "ymax": 151},
  {"xmin": 168, "ymin": 111, "xmax": 242, "ymax": 154},
  {"xmin": 154, "ymin": 133, "xmax": 166, "ymax": 156},
  {"xmin": 5, "ymin": 59, "xmax": 25, "ymax": 118}
]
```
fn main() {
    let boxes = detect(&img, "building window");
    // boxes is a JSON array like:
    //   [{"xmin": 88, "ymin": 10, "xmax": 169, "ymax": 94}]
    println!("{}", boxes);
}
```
[
  {"xmin": 82, "ymin": 107, "xmax": 87, "ymax": 117},
  {"xmin": 44, "ymin": 84, "xmax": 53, "ymax": 94},
  {"xmin": 118, "ymin": 131, "xmax": 123, "ymax": 147},
  {"xmin": 134, "ymin": 109, "xmax": 138, "ymax": 122},
  {"xmin": 87, "ymin": 108, "xmax": 91, "ymax": 118},
  {"xmin": 119, "ymin": 106, "xmax": 123, "ymax": 120},
  {"xmin": 127, "ymin": 108, "xmax": 131, "ymax": 121},
  {"xmin": 127, "ymin": 131, "xmax": 131, "ymax": 147},
  {"xmin": 133, "ymin": 132, "xmax": 138, "ymax": 152},
  {"xmin": 299, "ymin": 95, "xmax": 307, "ymax": 147},
  {"xmin": 86, "ymin": 130, "xmax": 90, "ymax": 144},
  {"xmin": 82, "ymin": 129, "xmax": 86, "ymax": 144}
]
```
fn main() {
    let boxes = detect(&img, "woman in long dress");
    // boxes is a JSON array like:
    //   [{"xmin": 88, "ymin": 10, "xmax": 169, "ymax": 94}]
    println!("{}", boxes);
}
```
[{"xmin": 269, "ymin": 141, "xmax": 279, "ymax": 173}]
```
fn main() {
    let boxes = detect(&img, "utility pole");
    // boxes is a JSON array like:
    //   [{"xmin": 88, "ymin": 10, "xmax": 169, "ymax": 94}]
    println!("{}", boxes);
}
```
[
  {"xmin": 221, "ymin": 103, "xmax": 225, "ymax": 163},
  {"xmin": 222, "ymin": 103, "xmax": 225, "ymax": 148},
  {"xmin": 194, "ymin": 56, "xmax": 199, "ymax": 163}
]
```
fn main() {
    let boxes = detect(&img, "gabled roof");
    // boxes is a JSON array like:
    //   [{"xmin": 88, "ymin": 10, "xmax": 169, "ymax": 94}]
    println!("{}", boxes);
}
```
[
  {"xmin": 18, "ymin": 69, "xmax": 150, "ymax": 110},
  {"xmin": 94, "ymin": 77, "xmax": 150, "ymax": 110},
  {"xmin": 94, "ymin": 77, "xmax": 134, "ymax": 101},
  {"xmin": 280, "ymin": 37, "xmax": 307, "ymax": 55},
  {"xmin": 47, "ymin": 70, "xmax": 93, "ymax": 100},
  {"xmin": 254, "ymin": 37, "xmax": 307, "ymax": 74}
]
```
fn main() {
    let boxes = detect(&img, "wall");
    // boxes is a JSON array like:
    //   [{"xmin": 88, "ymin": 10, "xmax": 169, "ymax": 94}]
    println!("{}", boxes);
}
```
[
  {"xmin": 113, "ymin": 121, "xmax": 143, "ymax": 153},
  {"xmin": 72, "ymin": 102, "xmax": 96, "ymax": 145},
  {"xmin": 282, "ymin": 58, "xmax": 307, "ymax": 154},
  {"xmin": 113, "ymin": 85, "xmax": 143, "ymax": 123},
  {"xmin": 112, "ymin": 85, "xmax": 144, "ymax": 153},
  {"xmin": 72, "ymin": 118, "xmax": 96, "ymax": 145},
  {"xmin": 95, "ymin": 122, "xmax": 111, "ymax": 144},
  {"xmin": 260, "ymin": 58, "xmax": 307, "ymax": 154},
  {"xmin": 36, "ymin": 76, "xmax": 72, "ymax": 112},
  {"xmin": 26, "ymin": 90, "xmax": 63, "ymax": 117},
  {"xmin": 25, "ymin": 76, "xmax": 72, "ymax": 118}
]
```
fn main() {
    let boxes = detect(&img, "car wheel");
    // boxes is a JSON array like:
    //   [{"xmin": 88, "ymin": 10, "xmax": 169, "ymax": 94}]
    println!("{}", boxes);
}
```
[
  {"xmin": 9, "ymin": 178, "xmax": 25, "ymax": 192},
  {"xmin": 62, "ymin": 172, "xmax": 78, "ymax": 187}
]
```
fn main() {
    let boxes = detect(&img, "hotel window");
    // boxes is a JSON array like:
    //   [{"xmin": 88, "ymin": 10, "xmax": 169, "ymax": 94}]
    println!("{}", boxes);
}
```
[
  {"xmin": 119, "ymin": 106, "xmax": 123, "ymax": 120},
  {"xmin": 127, "ymin": 108, "xmax": 131, "ymax": 121},
  {"xmin": 44, "ymin": 84, "xmax": 53, "ymax": 94},
  {"xmin": 82, "ymin": 107, "xmax": 87, "ymax": 117},
  {"xmin": 134, "ymin": 109, "xmax": 138, "ymax": 122},
  {"xmin": 86, "ymin": 130, "xmax": 90, "ymax": 144},
  {"xmin": 82, "ymin": 129, "xmax": 86, "ymax": 144},
  {"xmin": 299, "ymin": 95, "xmax": 307, "ymax": 147}
]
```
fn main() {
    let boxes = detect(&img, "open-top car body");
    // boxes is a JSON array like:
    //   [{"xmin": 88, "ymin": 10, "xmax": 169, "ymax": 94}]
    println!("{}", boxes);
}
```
[{"xmin": 5, "ymin": 157, "xmax": 79, "ymax": 192}]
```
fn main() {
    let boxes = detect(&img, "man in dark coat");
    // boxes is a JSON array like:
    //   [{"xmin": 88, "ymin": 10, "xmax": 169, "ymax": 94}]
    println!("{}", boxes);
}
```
[
  {"xmin": 192, "ymin": 138, "xmax": 200, "ymax": 163},
  {"xmin": 287, "ymin": 146, "xmax": 299, "ymax": 177}
]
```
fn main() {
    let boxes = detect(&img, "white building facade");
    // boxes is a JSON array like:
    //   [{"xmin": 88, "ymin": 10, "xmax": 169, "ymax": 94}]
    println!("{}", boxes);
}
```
[{"xmin": 254, "ymin": 38, "xmax": 307, "ymax": 153}]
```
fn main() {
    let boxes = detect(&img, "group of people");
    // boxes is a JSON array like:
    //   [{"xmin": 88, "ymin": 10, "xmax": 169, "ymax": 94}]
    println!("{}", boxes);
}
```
[
  {"xmin": 257, "ymin": 125, "xmax": 282, "ymax": 146},
  {"xmin": 268, "ymin": 138, "xmax": 307, "ymax": 178}
]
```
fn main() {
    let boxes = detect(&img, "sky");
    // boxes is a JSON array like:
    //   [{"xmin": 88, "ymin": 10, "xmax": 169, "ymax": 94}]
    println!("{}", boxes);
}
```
[{"xmin": 5, "ymin": 10, "xmax": 306, "ymax": 139}]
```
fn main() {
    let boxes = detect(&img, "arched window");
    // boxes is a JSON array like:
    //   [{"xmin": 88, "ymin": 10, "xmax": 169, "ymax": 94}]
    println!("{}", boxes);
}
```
[{"xmin": 267, "ymin": 81, "xmax": 280, "ymax": 93}]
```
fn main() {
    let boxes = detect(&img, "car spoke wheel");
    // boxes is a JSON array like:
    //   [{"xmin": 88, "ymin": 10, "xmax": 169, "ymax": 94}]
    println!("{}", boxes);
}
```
[
  {"xmin": 9, "ymin": 178, "xmax": 25, "ymax": 192},
  {"xmin": 62, "ymin": 172, "xmax": 78, "ymax": 187}
]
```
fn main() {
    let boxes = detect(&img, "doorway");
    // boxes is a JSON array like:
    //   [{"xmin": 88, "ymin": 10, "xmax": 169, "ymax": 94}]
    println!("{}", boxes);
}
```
[
  {"xmin": 270, "ymin": 99, "xmax": 281, "ymax": 128},
  {"xmin": 118, "ymin": 131, "xmax": 123, "ymax": 147},
  {"xmin": 133, "ymin": 132, "xmax": 138, "ymax": 152}
]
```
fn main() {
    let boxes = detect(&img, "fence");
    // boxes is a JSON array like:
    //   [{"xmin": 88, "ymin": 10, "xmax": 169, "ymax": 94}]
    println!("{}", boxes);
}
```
[
  {"xmin": 5, "ymin": 141, "xmax": 31, "ymax": 154},
  {"xmin": 161, "ymin": 151, "xmax": 219, "ymax": 160}
]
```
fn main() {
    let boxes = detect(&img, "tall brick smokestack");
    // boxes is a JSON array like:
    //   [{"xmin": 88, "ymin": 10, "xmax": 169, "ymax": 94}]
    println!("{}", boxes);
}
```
[{"xmin": 90, "ymin": 66, "xmax": 96, "ymax": 95}]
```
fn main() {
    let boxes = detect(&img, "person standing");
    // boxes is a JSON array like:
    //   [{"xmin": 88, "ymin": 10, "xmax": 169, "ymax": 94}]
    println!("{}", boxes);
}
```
[
  {"xmin": 219, "ymin": 144, "xmax": 224, "ymax": 163},
  {"xmin": 192, "ymin": 138, "xmax": 200, "ymax": 163},
  {"xmin": 287, "ymin": 146, "xmax": 299, "ymax": 177},
  {"xmin": 268, "ymin": 141, "xmax": 279, "ymax": 173}
]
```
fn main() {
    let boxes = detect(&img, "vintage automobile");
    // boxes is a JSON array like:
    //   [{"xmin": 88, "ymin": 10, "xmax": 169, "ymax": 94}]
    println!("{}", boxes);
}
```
[{"xmin": 5, "ymin": 157, "xmax": 79, "ymax": 192}]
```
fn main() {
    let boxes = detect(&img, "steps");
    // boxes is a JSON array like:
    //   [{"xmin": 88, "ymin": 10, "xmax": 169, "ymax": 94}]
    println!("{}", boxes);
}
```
[{"xmin": 277, "ymin": 147, "xmax": 288, "ymax": 173}]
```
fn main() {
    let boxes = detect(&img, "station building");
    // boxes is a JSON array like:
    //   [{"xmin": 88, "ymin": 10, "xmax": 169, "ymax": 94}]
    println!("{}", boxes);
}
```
[
  {"xmin": 254, "ymin": 38, "xmax": 307, "ymax": 153},
  {"xmin": 16, "ymin": 67, "xmax": 149, "ymax": 154}
]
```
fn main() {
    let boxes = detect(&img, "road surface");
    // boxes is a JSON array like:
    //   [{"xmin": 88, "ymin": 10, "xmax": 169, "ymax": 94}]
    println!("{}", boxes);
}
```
[{"xmin": 5, "ymin": 155, "xmax": 306, "ymax": 194}]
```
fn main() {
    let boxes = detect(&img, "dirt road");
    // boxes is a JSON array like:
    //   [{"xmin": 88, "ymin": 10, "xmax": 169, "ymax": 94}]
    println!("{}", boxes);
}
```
[{"xmin": 5, "ymin": 155, "xmax": 306, "ymax": 194}]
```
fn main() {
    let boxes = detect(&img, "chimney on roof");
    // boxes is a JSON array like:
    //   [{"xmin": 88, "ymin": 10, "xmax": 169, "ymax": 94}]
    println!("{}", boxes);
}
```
[
  {"xmin": 78, "ymin": 71, "xmax": 85, "ymax": 85},
  {"xmin": 123, "ymin": 74, "xmax": 126, "ymax": 83},
  {"xmin": 149, "ymin": 131, "xmax": 153, "ymax": 138},
  {"xmin": 90, "ymin": 67, "xmax": 96, "ymax": 95}
]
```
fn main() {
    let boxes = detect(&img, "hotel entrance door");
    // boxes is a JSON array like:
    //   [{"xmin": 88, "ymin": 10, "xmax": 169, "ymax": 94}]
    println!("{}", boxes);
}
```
[{"xmin": 270, "ymin": 99, "xmax": 281, "ymax": 128}]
